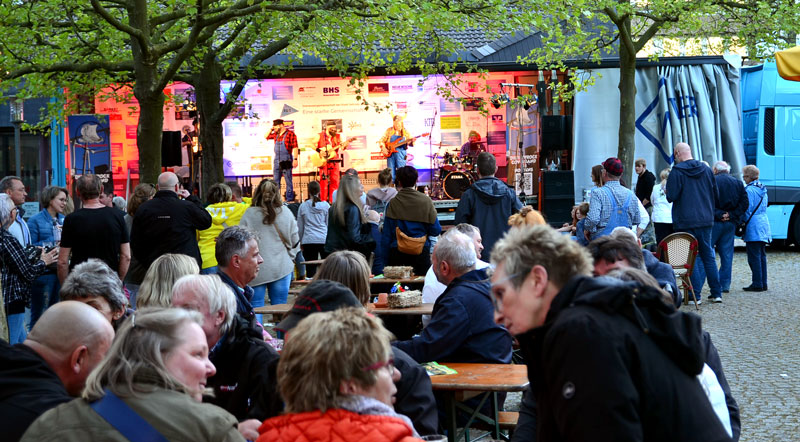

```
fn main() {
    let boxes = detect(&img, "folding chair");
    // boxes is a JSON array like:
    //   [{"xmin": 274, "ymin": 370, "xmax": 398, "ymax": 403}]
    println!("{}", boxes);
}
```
[{"xmin": 657, "ymin": 232, "xmax": 700, "ymax": 310}]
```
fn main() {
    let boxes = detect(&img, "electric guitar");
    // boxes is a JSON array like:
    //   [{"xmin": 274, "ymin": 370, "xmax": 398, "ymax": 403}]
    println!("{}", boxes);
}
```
[
  {"xmin": 310, "ymin": 137, "xmax": 356, "ymax": 168},
  {"xmin": 381, "ymin": 133, "xmax": 430, "ymax": 158}
]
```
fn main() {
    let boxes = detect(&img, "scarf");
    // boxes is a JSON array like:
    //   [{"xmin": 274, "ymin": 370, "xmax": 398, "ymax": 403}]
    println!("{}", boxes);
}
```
[
  {"xmin": 385, "ymin": 188, "xmax": 437, "ymax": 224},
  {"xmin": 338, "ymin": 395, "xmax": 420, "ymax": 438}
]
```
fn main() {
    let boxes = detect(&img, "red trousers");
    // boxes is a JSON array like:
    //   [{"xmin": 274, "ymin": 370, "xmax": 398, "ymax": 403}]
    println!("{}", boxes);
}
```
[{"xmin": 319, "ymin": 163, "xmax": 340, "ymax": 201}]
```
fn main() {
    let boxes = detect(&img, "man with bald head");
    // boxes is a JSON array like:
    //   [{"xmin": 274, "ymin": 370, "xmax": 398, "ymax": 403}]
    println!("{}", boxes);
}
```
[
  {"xmin": 666, "ymin": 142, "xmax": 722, "ymax": 304},
  {"xmin": 130, "ymin": 172, "xmax": 212, "ymax": 270},
  {"xmin": 0, "ymin": 301, "xmax": 114, "ymax": 441}
]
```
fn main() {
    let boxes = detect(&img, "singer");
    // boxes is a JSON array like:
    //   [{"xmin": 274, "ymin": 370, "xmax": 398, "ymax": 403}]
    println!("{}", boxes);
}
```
[
  {"xmin": 266, "ymin": 119, "xmax": 299, "ymax": 202},
  {"xmin": 315, "ymin": 121, "xmax": 352, "ymax": 201}
]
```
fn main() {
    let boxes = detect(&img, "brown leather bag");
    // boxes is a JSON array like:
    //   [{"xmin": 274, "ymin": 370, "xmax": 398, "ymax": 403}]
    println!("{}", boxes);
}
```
[{"xmin": 395, "ymin": 227, "xmax": 427, "ymax": 255}]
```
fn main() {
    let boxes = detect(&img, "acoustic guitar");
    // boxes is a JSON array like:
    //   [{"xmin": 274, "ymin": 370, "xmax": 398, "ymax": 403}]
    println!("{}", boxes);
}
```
[
  {"xmin": 381, "ymin": 133, "xmax": 430, "ymax": 158},
  {"xmin": 310, "ymin": 137, "xmax": 356, "ymax": 168}
]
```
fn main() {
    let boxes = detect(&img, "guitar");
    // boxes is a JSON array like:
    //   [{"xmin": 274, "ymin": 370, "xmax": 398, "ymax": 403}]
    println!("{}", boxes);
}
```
[
  {"xmin": 310, "ymin": 137, "xmax": 356, "ymax": 168},
  {"xmin": 381, "ymin": 133, "xmax": 430, "ymax": 158}
]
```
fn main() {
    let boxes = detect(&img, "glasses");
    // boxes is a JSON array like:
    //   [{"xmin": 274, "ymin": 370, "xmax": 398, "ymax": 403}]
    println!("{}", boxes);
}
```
[
  {"xmin": 363, "ymin": 358, "xmax": 395, "ymax": 373},
  {"xmin": 489, "ymin": 272, "xmax": 521, "ymax": 313}
]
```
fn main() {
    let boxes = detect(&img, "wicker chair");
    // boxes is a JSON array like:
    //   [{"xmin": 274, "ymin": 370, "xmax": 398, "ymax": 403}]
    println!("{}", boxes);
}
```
[{"xmin": 657, "ymin": 232, "xmax": 700, "ymax": 310}]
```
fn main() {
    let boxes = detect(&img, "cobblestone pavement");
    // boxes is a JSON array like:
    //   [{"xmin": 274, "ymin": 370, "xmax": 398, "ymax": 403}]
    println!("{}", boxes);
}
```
[{"xmin": 690, "ymin": 247, "xmax": 799, "ymax": 442}]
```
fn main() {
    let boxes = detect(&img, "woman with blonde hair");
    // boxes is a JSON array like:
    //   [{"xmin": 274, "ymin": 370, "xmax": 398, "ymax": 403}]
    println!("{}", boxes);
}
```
[
  {"xmin": 136, "ymin": 253, "xmax": 200, "ymax": 308},
  {"xmin": 22, "ymin": 307, "xmax": 245, "ymax": 442},
  {"xmin": 240, "ymin": 179, "xmax": 298, "ymax": 311},
  {"xmin": 324, "ymin": 174, "xmax": 375, "ymax": 258},
  {"xmin": 508, "ymin": 206, "xmax": 547, "ymax": 228},
  {"xmin": 257, "ymin": 308, "xmax": 421, "ymax": 442},
  {"xmin": 198, "ymin": 183, "xmax": 248, "ymax": 275},
  {"xmin": 650, "ymin": 167, "xmax": 673, "ymax": 245},
  {"xmin": 314, "ymin": 250, "xmax": 371, "ymax": 305}
]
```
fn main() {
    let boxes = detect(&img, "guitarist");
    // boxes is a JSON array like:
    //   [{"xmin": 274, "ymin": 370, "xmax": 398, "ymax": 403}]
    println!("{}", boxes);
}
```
[
  {"xmin": 316, "ymin": 121, "xmax": 351, "ymax": 202},
  {"xmin": 380, "ymin": 115, "xmax": 414, "ymax": 183}
]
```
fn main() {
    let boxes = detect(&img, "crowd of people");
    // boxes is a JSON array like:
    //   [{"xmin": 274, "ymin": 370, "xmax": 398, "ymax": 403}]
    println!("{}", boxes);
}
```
[{"xmin": 0, "ymin": 141, "xmax": 765, "ymax": 441}]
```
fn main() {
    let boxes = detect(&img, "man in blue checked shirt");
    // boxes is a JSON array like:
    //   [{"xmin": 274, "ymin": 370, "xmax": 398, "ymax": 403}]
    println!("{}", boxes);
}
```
[{"xmin": 584, "ymin": 157, "xmax": 640, "ymax": 242}]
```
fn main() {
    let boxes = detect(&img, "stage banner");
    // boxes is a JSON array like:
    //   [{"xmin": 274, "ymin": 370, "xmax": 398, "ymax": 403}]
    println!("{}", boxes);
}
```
[
  {"xmin": 572, "ymin": 61, "xmax": 743, "ymax": 202},
  {"xmin": 67, "ymin": 114, "xmax": 114, "ymax": 193},
  {"xmin": 219, "ymin": 72, "xmax": 522, "ymax": 181}
]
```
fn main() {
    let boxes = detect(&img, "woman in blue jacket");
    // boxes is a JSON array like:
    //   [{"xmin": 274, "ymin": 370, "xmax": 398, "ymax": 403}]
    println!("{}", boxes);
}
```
[
  {"xmin": 741, "ymin": 165, "xmax": 770, "ymax": 292},
  {"xmin": 26, "ymin": 186, "xmax": 68, "ymax": 329}
]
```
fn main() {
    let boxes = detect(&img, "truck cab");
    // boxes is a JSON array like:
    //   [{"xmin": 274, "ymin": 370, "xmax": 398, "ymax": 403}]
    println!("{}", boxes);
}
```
[{"xmin": 741, "ymin": 62, "xmax": 800, "ymax": 245}]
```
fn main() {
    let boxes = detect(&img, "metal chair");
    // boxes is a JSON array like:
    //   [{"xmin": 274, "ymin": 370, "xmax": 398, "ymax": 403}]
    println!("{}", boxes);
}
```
[{"xmin": 657, "ymin": 232, "xmax": 699, "ymax": 310}]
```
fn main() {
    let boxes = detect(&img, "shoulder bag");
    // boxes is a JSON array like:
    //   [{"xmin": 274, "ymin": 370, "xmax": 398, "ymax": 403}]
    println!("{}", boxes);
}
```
[{"xmin": 735, "ymin": 194, "xmax": 764, "ymax": 237}]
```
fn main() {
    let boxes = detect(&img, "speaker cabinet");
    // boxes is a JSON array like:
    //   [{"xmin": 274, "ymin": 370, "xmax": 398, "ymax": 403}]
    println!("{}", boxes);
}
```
[
  {"xmin": 541, "ymin": 115, "xmax": 573, "ymax": 151},
  {"xmin": 161, "ymin": 131, "xmax": 183, "ymax": 167},
  {"xmin": 542, "ymin": 170, "xmax": 575, "ymax": 226}
]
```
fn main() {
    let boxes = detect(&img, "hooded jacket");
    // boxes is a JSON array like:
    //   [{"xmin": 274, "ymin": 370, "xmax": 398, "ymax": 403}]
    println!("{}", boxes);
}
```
[
  {"xmin": 0, "ymin": 341, "xmax": 72, "ymax": 442},
  {"xmin": 297, "ymin": 199, "xmax": 330, "ymax": 245},
  {"xmin": 206, "ymin": 314, "xmax": 282, "ymax": 421},
  {"xmin": 517, "ymin": 276, "xmax": 732, "ymax": 442},
  {"xmin": 743, "ymin": 181, "xmax": 770, "ymax": 242},
  {"xmin": 454, "ymin": 177, "xmax": 522, "ymax": 259},
  {"xmin": 198, "ymin": 201, "xmax": 249, "ymax": 269},
  {"xmin": 665, "ymin": 160, "xmax": 718, "ymax": 230}
]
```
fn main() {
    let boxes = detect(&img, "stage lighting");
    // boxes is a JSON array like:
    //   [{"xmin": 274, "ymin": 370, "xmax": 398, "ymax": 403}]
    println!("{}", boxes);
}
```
[
  {"xmin": 490, "ymin": 93, "xmax": 510, "ymax": 109},
  {"xmin": 523, "ymin": 95, "xmax": 537, "ymax": 110}
]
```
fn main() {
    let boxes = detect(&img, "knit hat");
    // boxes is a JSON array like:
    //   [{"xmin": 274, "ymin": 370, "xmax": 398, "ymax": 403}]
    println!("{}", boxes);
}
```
[{"xmin": 602, "ymin": 157, "xmax": 623, "ymax": 176}]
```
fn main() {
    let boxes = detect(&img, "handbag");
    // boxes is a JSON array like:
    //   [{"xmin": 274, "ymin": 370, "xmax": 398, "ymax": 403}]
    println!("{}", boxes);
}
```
[
  {"xmin": 395, "ymin": 227, "xmax": 427, "ymax": 255},
  {"xmin": 735, "ymin": 194, "xmax": 764, "ymax": 237}
]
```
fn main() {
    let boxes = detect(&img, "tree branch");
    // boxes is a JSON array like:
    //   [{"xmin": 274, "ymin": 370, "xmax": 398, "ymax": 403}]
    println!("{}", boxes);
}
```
[
  {"xmin": 90, "ymin": 0, "xmax": 148, "ymax": 53},
  {"xmin": 3, "ymin": 60, "xmax": 136, "ymax": 79}
]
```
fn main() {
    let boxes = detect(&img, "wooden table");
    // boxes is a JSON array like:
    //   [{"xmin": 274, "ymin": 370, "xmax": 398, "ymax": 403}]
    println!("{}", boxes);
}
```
[
  {"xmin": 291, "ymin": 277, "xmax": 425, "ymax": 287},
  {"xmin": 254, "ymin": 303, "xmax": 433, "ymax": 317},
  {"xmin": 430, "ymin": 363, "xmax": 529, "ymax": 442}
]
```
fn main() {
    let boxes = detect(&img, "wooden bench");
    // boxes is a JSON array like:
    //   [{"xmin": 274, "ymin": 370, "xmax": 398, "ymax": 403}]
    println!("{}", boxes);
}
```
[{"xmin": 497, "ymin": 411, "xmax": 519, "ymax": 430}]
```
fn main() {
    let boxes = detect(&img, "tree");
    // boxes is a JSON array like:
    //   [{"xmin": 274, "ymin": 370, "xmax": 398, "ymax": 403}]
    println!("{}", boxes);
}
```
[
  {"xmin": 0, "ymin": 0, "xmax": 533, "ymax": 189},
  {"xmin": 520, "ymin": 0, "xmax": 800, "ymax": 184}
]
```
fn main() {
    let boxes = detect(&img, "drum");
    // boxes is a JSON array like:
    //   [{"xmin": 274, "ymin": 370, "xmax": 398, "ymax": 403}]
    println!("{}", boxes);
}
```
[
  {"xmin": 461, "ymin": 155, "xmax": 474, "ymax": 171},
  {"xmin": 442, "ymin": 153, "xmax": 458, "ymax": 172},
  {"xmin": 443, "ymin": 171, "xmax": 473, "ymax": 199}
]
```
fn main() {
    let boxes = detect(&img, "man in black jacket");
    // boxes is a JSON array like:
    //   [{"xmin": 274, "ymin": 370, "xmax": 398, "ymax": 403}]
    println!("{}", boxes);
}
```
[
  {"xmin": 692, "ymin": 161, "xmax": 749, "ymax": 299},
  {"xmin": 275, "ymin": 279, "xmax": 439, "ymax": 436},
  {"xmin": 130, "ymin": 171, "xmax": 212, "ymax": 269},
  {"xmin": 491, "ymin": 225, "xmax": 732, "ymax": 442},
  {"xmin": 172, "ymin": 274, "xmax": 280, "ymax": 441},
  {"xmin": 0, "ymin": 301, "xmax": 114, "ymax": 441},
  {"xmin": 454, "ymin": 152, "xmax": 522, "ymax": 259}
]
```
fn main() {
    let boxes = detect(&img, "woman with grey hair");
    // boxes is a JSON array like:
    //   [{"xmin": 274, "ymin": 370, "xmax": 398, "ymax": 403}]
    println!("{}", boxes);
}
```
[
  {"xmin": 0, "ymin": 194, "xmax": 58, "ymax": 344},
  {"xmin": 21, "ymin": 307, "xmax": 245, "ymax": 442},
  {"xmin": 60, "ymin": 258, "xmax": 128, "ymax": 329}
]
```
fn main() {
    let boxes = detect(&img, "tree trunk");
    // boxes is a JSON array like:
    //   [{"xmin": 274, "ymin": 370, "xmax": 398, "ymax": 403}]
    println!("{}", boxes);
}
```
[
  {"xmin": 193, "ymin": 57, "xmax": 225, "ymax": 199},
  {"xmin": 617, "ymin": 39, "xmax": 637, "ymax": 188},
  {"xmin": 134, "ymin": 91, "xmax": 165, "ymax": 184}
]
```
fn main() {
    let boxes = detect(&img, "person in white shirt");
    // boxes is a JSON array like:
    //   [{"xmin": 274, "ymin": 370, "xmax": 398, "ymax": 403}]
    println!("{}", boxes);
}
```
[{"xmin": 421, "ymin": 223, "xmax": 489, "ymax": 326}]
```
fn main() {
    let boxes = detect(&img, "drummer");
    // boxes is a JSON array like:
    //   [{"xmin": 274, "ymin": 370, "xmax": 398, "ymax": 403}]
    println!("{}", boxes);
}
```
[{"xmin": 459, "ymin": 131, "xmax": 486, "ymax": 158}]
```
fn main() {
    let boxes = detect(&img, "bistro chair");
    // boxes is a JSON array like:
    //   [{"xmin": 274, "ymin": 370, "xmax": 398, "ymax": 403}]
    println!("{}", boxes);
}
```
[{"xmin": 657, "ymin": 232, "xmax": 699, "ymax": 311}]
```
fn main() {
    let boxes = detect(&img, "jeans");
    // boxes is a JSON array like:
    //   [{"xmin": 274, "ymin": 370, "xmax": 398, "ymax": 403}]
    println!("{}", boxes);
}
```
[
  {"xmin": 200, "ymin": 266, "xmax": 218, "ymax": 275},
  {"xmin": 691, "ymin": 221, "xmax": 735, "ymax": 296},
  {"xmin": 29, "ymin": 272, "xmax": 60, "ymax": 331},
  {"xmin": 387, "ymin": 149, "xmax": 407, "ymax": 183},
  {"xmin": 684, "ymin": 226, "xmax": 721, "ymax": 299},
  {"xmin": 294, "ymin": 250, "xmax": 306, "ymax": 280},
  {"xmin": 8, "ymin": 313, "xmax": 27, "ymax": 344},
  {"xmin": 745, "ymin": 241, "xmax": 768, "ymax": 288},
  {"xmin": 273, "ymin": 162, "xmax": 295, "ymax": 201},
  {"xmin": 252, "ymin": 272, "xmax": 292, "ymax": 324}
]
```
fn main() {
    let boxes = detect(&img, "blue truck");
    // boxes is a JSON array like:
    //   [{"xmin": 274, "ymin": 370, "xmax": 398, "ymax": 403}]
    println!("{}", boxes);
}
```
[{"xmin": 741, "ymin": 61, "xmax": 800, "ymax": 245}]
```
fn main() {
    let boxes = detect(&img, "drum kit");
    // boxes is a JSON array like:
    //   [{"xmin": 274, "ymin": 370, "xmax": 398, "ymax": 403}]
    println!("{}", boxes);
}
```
[{"xmin": 428, "ymin": 146, "xmax": 481, "ymax": 200}]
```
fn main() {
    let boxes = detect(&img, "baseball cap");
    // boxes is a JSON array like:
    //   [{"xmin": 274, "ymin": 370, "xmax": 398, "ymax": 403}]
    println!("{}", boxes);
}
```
[
  {"xmin": 602, "ymin": 157, "xmax": 623, "ymax": 176},
  {"xmin": 273, "ymin": 119, "xmax": 285, "ymax": 126},
  {"xmin": 275, "ymin": 280, "xmax": 362, "ymax": 333}
]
